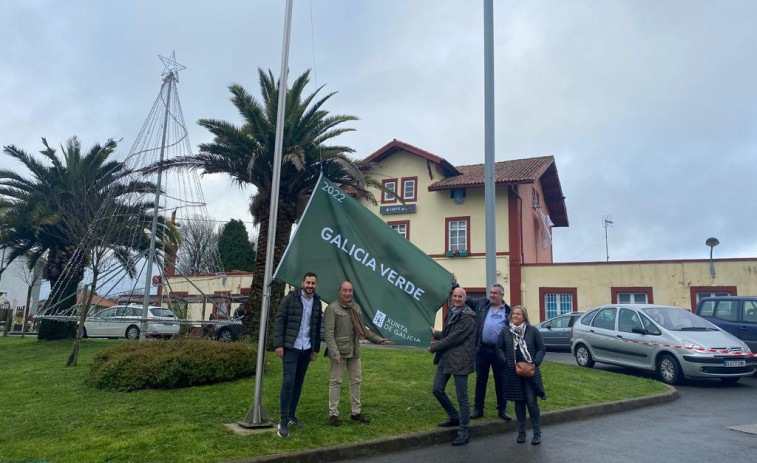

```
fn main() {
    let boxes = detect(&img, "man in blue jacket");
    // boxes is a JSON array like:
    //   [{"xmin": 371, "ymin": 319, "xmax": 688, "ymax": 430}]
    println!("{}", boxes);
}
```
[{"xmin": 273, "ymin": 272, "xmax": 322, "ymax": 437}]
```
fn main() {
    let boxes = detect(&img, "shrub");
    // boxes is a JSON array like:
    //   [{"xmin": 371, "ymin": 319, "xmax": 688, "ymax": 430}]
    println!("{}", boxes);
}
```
[
  {"xmin": 37, "ymin": 319, "xmax": 77, "ymax": 340},
  {"xmin": 87, "ymin": 338, "xmax": 262, "ymax": 391}
]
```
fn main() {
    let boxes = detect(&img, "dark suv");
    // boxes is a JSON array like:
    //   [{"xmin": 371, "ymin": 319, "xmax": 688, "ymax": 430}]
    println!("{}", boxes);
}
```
[{"xmin": 695, "ymin": 296, "xmax": 757, "ymax": 352}]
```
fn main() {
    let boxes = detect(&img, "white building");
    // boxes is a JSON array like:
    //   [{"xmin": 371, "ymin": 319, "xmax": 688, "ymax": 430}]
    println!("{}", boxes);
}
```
[{"xmin": 0, "ymin": 247, "xmax": 43, "ymax": 318}]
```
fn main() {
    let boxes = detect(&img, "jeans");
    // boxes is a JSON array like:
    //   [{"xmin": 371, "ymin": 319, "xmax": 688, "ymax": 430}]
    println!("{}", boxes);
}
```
[
  {"xmin": 280, "ymin": 348, "xmax": 312, "ymax": 422},
  {"xmin": 474, "ymin": 345, "xmax": 506, "ymax": 413},
  {"xmin": 432, "ymin": 363, "xmax": 470, "ymax": 434},
  {"xmin": 514, "ymin": 378, "xmax": 541, "ymax": 436}
]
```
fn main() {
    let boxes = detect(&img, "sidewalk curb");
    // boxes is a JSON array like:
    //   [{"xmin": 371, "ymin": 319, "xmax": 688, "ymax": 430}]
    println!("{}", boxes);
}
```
[{"xmin": 228, "ymin": 386, "xmax": 678, "ymax": 463}]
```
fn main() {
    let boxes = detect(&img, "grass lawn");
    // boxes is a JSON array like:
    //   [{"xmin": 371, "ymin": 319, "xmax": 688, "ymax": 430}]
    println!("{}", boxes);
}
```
[{"xmin": 0, "ymin": 337, "xmax": 667, "ymax": 462}]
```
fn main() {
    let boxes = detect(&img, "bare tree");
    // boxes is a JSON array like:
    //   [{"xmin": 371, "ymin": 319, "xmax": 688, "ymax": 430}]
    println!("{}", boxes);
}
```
[
  {"xmin": 176, "ymin": 216, "xmax": 219, "ymax": 275},
  {"xmin": 12, "ymin": 254, "xmax": 43, "ymax": 338}
]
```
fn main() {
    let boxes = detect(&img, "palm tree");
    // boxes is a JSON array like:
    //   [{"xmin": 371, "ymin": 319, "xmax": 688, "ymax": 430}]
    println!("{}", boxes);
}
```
[
  {"xmin": 0, "ymin": 137, "xmax": 176, "ymax": 319},
  {"xmin": 147, "ymin": 69, "xmax": 377, "ymax": 342}
]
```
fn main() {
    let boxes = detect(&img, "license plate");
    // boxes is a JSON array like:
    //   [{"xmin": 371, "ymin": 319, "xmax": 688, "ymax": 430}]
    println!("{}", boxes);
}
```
[{"xmin": 724, "ymin": 360, "xmax": 746, "ymax": 367}]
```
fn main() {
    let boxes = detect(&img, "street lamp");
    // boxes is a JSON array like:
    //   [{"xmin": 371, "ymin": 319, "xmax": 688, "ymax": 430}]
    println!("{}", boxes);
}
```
[{"xmin": 706, "ymin": 237, "xmax": 720, "ymax": 278}]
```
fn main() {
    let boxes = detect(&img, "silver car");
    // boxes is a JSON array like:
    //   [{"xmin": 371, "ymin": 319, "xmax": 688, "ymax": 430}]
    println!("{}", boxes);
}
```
[
  {"xmin": 84, "ymin": 305, "xmax": 180, "ymax": 340},
  {"xmin": 571, "ymin": 304, "xmax": 755, "ymax": 385},
  {"xmin": 536, "ymin": 312, "xmax": 584, "ymax": 350}
]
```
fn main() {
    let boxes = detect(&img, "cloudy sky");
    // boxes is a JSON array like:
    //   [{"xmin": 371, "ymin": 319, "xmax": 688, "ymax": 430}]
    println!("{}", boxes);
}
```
[{"xmin": 2, "ymin": 0, "xmax": 755, "ymax": 264}]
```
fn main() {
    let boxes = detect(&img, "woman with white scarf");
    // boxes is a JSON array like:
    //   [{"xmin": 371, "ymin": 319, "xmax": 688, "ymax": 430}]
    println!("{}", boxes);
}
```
[{"xmin": 495, "ymin": 305, "xmax": 546, "ymax": 445}]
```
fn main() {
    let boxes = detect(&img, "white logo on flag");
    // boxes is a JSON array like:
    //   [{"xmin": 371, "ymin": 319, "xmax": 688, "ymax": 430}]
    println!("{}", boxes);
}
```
[{"xmin": 373, "ymin": 310, "xmax": 386, "ymax": 328}]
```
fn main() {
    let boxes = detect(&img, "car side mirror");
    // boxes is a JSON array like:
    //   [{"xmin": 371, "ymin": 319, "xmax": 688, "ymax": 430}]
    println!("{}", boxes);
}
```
[
  {"xmin": 631, "ymin": 326, "xmax": 647, "ymax": 335},
  {"xmin": 545, "ymin": 325, "xmax": 552, "ymax": 330}
]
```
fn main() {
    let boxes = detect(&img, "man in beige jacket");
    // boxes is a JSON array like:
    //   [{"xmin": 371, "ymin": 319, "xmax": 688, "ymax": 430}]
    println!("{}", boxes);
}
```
[{"xmin": 323, "ymin": 281, "xmax": 386, "ymax": 426}]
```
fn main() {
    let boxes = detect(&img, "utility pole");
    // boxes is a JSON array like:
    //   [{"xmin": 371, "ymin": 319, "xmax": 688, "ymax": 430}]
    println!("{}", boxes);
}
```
[{"xmin": 603, "ymin": 216, "xmax": 613, "ymax": 262}]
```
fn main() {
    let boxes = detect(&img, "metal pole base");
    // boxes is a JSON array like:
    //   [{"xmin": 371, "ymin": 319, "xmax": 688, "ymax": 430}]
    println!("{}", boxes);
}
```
[
  {"xmin": 237, "ymin": 420, "xmax": 274, "ymax": 429},
  {"xmin": 237, "ymin": 404, "xmax": 274, "ymax": 429}
]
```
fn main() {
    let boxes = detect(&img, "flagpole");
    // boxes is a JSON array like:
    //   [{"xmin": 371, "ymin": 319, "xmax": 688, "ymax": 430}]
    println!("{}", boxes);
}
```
[
  {"xmin": 483, "ymin": 0, "xmax": 497, "ymax": 290},
  {"xmin": 238, "ymin": 0, "xmax": 293, "ymax": 428}
]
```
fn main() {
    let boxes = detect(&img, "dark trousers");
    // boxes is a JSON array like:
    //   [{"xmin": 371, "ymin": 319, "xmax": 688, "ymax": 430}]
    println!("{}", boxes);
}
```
[
  {"xmin": 514, "ymin": 378, "xmax": 541, "ymax": 436},
  {"xmin": 474, "ymin": 345, "xmax": 507, "ymax": 413},
  {"xmin": 280, "ymin": 348, "xmax": 312, "ymax": 422},
  {"xmin": 432, "ymin": 363, "xmax": 470, "ymax": 434}
]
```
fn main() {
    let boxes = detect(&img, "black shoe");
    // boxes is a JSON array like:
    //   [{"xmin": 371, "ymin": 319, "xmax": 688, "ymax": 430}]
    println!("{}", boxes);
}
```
[
  {"xmin": 452, "ymin": 434, "xmax": 470, "ymax": 446},
  {"xmin": 438, "ymin": 418, "xmax": 460, "ymax": 427},
  {"xmin": 471, "ymin": 410, "xmax": 484, "ymax": 419},
  {"xmin": 499, "ymin": 411, "xmax": 513, "ymax": 421},
  {"xmin": 517, "ymin": 432, "xmax": 526, "ymax": 443},
  {"xmin": 350, "ymin": 413, "xmax": 370, "ymax": 424},
  {"xmin": 532, "ymin": 435, "xmax": 541, "ymax": 445}
]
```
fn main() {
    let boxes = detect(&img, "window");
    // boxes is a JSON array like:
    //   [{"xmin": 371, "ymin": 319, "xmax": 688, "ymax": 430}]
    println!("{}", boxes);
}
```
[
  {"xmin": 611, "ymin": 287, "xmax": 653, "ymax": 304},
  {"xmin": 640, "ymin": 314, "xmax": 662, "ymax": 335},
  {"xmin": 698, "ymin": 300, "xmax": 716, "ymax": 317},
  {"xmin": 689, "ymin": 286, "xmax": 737, "ymax": 311},
  {"xmin": 591, "ymin": 308, "xmax": 617, "ymax": 330},
  {"xmin": 387, "ymin": 220, "xmax": 409, "ymax": 239},
  {"xmin": 539, "ymin": 287, "xmax": 578, "ymax": 322},
  {"xmin": 381, "ymin": 179, "xmax": 397, "ymax": 203},
  {"xmin": 618, "ymin": 308, "xmax": 643, "ymax": 333},
  {"xmin": 549, "ymin": 315, "xmax": 571, "ymax": 329},
  {"xmin": 95, "ymin": 308, "xmax": 117, "ymax": 318},
  {"xmin": 698, "ymin": 291, "xmax": 731, "ymax": 300},
  {"xmin": 743, "ymin": 301, "xmax": 757, "ymax": 324},
  {"xmin": 581, "ymin": 309, "xmax": 600, "ymax": 326},
  {"xmin": 545, "ymin": 293, "xmax": 573, "ymax": 319},
  {"xmin": 618, "ymin": 293, "xmax": 647, "ymax": 304},
  {"xmin": 532, "ymin": 188, "xmax": 540, "ymax": 209},
  {"xmin": 116, "ymin": 306, "xmax": 139, "ymax": 317},
  {"xmin": 714, "ymin": 301, "xmax": 738, "ymax": 322},
  {"xmin": 401, "ymin": 177, "xmax": 417, "ymax": 202},
  {"xmin": 445, "ymin": 216, "xmax": 470, "ymax": 252}
]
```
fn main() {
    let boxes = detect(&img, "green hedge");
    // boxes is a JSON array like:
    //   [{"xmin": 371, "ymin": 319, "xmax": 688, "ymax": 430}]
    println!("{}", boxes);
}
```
[
  {"xmin": 37, "ymin": 319, "xmax": 77, "ymax": 340},
  {"xmin": 87, "ymin": 339, "xmax": 261, "ymax": 391}
]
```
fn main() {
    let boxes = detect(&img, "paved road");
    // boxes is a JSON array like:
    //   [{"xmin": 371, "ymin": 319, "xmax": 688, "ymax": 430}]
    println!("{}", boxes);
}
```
[{"xmin": 358, "ymin": 351, "xmax": 757, "ymax": 463}]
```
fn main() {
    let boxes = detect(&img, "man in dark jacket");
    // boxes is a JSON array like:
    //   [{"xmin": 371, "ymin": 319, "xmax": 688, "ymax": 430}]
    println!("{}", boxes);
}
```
[
  {"xmin": 464, "ymin": 283, "xmax": 513, "ymax": 421},
  {"xmin": 428, "ymin": 286, "xmax": 476, "ymax": 446},
  {"xmin": 273, "ymin": 272, "xmax": 322, "ymax": 438}
]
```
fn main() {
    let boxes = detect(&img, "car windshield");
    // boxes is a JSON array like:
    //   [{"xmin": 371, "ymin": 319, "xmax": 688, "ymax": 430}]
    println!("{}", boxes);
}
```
[
  {"xmin": 641, "ymin": 307, "xmax": 716, "ymax": 331},
  {"xmin": 149, "ymin": 308, "xmax": 175, "ymax": 318}
]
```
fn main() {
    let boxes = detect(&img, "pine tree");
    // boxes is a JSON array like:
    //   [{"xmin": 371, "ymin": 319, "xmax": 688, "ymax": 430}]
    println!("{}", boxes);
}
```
[{"xmin": 218, "ymin": 219, "xmax": 255, "ymax": 272}]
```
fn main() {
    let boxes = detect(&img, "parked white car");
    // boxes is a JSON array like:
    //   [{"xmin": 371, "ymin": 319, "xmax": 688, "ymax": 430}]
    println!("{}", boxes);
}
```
[
  {"xmin": 84, "ymin": 305, "xmax": 180, "ymax": 340},
  {"xmin": 571, "ymin": 304, "xmax": 755, "ymax": 385}
]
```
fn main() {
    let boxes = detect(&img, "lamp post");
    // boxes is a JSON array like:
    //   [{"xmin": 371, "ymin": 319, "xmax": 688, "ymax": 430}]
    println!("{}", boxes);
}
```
[{"xmin": 706, "ymin": 237, "xmax": 720, "ymax": 278}]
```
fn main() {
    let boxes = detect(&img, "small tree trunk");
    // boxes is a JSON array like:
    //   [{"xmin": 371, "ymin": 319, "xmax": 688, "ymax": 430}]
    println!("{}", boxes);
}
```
[
  {"xmin": 67, "ymin": 273, "xmax": 97, "ymax": 367},
  {"xmin": 2, "ymin": 309, "xmax": 11, "ymax": 337},
  {"xmin": 20, "ymin": 286, "xmax": 32, "ymax": 338}
]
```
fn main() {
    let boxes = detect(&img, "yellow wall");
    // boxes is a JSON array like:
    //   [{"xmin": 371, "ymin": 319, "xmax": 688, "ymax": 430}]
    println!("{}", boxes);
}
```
[
  {"xmin": 363, "ymin": 150, "xmax": 511, "ymax": 288},
  {"xmin": 521, "ymin": 259, "xmax": 757, "ymax": 323},
  {"xmin": 164, "ymin": 273, "xmax": 252, "ymax": 320}
]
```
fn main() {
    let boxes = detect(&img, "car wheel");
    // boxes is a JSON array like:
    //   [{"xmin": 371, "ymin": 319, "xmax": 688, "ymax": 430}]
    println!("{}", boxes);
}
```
[
  {"xmin": 720, "ymin": 377, "xmax": 740, "ymax": 385},
  {"xmin": 574, "ymin": 344, "xmax": 595, "ymax": 368},
  {"xmin": 82, "ymin": 327, "xmax": 88, "ymax": 338},
  {"xmin": 217, "ymin": 328, "xmax": 233, "ymax": 342},
  {"xmin": 125, "ymin": 325, "xmax": 140, "ymax": 340},
  {"xmin": 657, "ymin": 353, "xmax": 682, "ymax": 385}
]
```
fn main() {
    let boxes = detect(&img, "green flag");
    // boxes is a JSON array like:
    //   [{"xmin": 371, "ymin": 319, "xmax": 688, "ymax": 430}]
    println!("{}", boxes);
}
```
[{"xmin": 274, "ymin": 175, "xmax": 452, "ymax": 347}]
